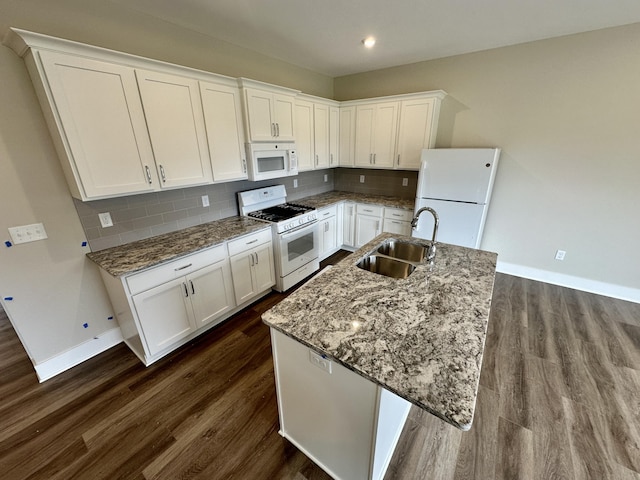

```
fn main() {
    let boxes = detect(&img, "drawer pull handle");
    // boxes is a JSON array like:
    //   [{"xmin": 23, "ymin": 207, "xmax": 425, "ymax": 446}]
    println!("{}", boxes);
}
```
[
  {"xmin": 175, "ymin": 263, "xmax": 193, "ymax": 271},
  {"xmin": 246, "ymin": 239, "xmax": 258, "ymax": 245},
  {"xmin": 190, "ymin": 280, "xmax": 195, "ymax": 295},
  {"xmin": 183, "ymin": 282, "xmax": 189, "ymax": 297}
]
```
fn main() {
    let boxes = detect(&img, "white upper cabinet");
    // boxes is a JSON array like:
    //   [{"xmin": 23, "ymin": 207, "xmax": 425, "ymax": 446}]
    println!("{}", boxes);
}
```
[
  {"xmin": 339, "ymin": 106, "xmax": 356, "ymax": 167},
  {"xmin": 355, "ymin": 102, "xmax": 398, "ymax": 168},
  {"xmin": 396, "ymin": 97, "xmax": 440, "ymax": 169},
  {"xmin": 37, "ymin": 50, "xmax": 158, "ymax": 200},
  {"xmin": 242, "ymin": 84, "xmax": 297, "ymax": 142},
  {"xmin": 199, "ymin": 81, "xmax": 248, "ymax": 182},
  {"xmin": 342, "ymin": 91, "xmax": 446, "ymax": 171},
  {"xmin": 136, "ymin": 69, "xmax": 213, "ymax": 189},
  {"xmin": 329, "ymin": 106, "xmax": 339, "ymax": 168},
  {"xmin": 314, "ymin": 103, "xmax": 330, "ymax": 169},
  {"xmin": 295, "ymin": 99, "xmax": 315, "ymax": 171},
  {"xmin": 295, "ymin": 95, "xmax": 339, "ymax": 171}
]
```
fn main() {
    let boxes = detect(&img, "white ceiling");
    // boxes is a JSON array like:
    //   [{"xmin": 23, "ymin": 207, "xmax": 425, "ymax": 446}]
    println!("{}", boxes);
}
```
[{"xmin": 110, "ymin": 0, "xmax": 640, "ymax": 77}]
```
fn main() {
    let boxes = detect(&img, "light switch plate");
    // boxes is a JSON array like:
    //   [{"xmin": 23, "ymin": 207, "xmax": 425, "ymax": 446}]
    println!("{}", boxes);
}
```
[
  {"xmin": 8, "ymin": 223, "xmax": 48, "ymax": 244},
  {"xmin": 293, "ymin": 179, "xmax": 298, "ymax": 188},
  {"xmin": 201, "ymin": 195, "xmax": 210, "ymax": 207}
]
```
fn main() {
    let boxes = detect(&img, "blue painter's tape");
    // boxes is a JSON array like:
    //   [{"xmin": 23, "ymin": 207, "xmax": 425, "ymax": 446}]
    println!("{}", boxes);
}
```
[
  {"xmin": 4, "ymin": 297, "xmax": 13, "ymax": 301},
  {"xmin": 83, "ymin": 323, "xmax": 88, "ymax": 328},
  {"xmin": 5, "ymin": 241, "xmax": 12, "ymax": 247},
  {"xmin": 81, "ymin": 241, "xmax": 88, "ymax": 247}
]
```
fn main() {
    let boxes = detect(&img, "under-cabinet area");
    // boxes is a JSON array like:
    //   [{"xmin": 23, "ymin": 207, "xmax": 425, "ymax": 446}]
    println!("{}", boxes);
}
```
[{"xmin": 90, "ymin": 219, "xmax": 274, "ymax": 365}]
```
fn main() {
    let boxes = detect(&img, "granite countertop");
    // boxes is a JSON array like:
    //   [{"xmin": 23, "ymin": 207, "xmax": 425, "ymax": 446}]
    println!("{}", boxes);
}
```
[
  {"xmin": 297, "ymin": 191, "xmax": 415, "ymax": 211},
  {"xmin": 262, "ymin": 232, "xmax": 497, "ymax": 430},
  {"xmin": 87, "ymin": 216, "xmax": 270, "ymax": 277}
]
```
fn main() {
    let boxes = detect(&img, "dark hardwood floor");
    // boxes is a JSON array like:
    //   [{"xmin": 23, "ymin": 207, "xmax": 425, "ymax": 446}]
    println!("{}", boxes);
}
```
[{"xmin": 1, "ymin": 253, "xmax": 639, "ymax": 479}]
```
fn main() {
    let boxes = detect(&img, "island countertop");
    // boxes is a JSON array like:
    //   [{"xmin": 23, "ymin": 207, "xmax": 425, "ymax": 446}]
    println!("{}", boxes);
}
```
[{"xmin": 262, "ymin": 232, "xmax": 497, "ymax": 430}]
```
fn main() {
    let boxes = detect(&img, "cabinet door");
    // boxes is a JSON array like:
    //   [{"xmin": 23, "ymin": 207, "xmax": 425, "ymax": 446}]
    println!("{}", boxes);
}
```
[
  {"xmin": 342, "ymin": 202, "xmax": 356, "ymax": 247},
  {"xmin": 132, "ymin": 278, "xmax": 195, "ymax": 356},
  {"xmin": 314, "ymin": 104, "xmax": 330, "ymax": 168},
  {"xmin": 355, "ymin": 214, "xmax": 382, "ymax": 247},
  {"xmin": 253, "ymin": 243, "xmax": 276, "ymax": 293},
  {"xmin": 339, "ymin": 107, "xmax": 356, "ymax": 167},
  {"xmin": 38, "ymin": 51, "xmax": 157, "ymax": 199},
  {"xmin": 245, "ymin": 88, "xmax": 275, "ymax": 141},
  {"xmin": 371, "ymin": 103, "xmax": 399, "ymax": 168},
  {"xmin": 188, "ymin": 259, "xmax": 236, "ymax": 328},
  {"xmin": 200, "ymin": 81, "xmax": 248, "ymax": 181},
  {"xmin": 396, "ymin": 98, "xmax": 436, "ymax": 170},
  {"xmin": 295, "ymin": 100, "xmax": 314, "ymax": 171},
  {"xmin": 273, "ymin": 93, "xmax": 296, "ymax": 141},
  {"xmin": 383, "ymin": 219, "xmax": 412, "ymax": 236},
  {"xmin": 354, "ymin": 104, "xmax": 375, "ymax": 167},
  {"xmin": 230, "ymin": 252, "xmax": 256, "ymax": 305},
  {"xmin": 320, "ymin": 216, "xmax": 337, "ymax": 259},
  {"xmin": 329, "ymin": 107, "xmax": 339, "ymax": 167},
  {"xmin": 136, "ymin": 70, "xmax": 213, "ymax": 189}
]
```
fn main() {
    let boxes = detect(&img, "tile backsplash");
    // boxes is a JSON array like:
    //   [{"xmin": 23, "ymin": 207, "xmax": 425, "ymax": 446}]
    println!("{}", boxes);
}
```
[
  {"xmin": 75, "ymin": 167, "xmax": 419, "ymax": 251},
  {"xmin": 75, "ymin": 169, "xmax": 334, "ymax": 251},
  {"xmin": 335, "ymin": 168, "xmax": 418, "ymax": 199}
]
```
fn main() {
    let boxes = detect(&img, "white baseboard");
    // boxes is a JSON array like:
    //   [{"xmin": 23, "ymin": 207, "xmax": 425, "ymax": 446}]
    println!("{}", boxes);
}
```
[
  {"xmin": 497, "ymin": 261, "xmax": 640, "ymax": 304},
  {"xmin": 34, "ymin": 327, "xmax": 123, "ymax": 382}
]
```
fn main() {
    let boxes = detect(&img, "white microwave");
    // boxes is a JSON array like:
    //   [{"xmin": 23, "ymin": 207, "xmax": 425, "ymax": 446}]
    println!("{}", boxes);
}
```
[{"xmin": 246, "ymin": 143, "xmax": 298, "ymax": 181}]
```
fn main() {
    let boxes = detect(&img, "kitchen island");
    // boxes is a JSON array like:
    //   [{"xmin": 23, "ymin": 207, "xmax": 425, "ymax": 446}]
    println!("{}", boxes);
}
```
[{"xmin": 262, "ymin": 232, "xmax": 497, "ymax": 480}]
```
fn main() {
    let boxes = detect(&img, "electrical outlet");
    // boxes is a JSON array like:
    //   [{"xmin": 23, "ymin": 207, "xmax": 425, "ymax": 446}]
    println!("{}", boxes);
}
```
[
  {"xmin": 324, "ymin": 174, "xmax": 328, "ymax": 182},
  {"xmin": 293, "ymin": 179, "xmax": 298, "ymax": 188},
  {"xmin": 402, "ymin": 178, "xmax": 409, "ymax": 187},
  {"xmin": 555, "ymin": 249, "xmax": 566, "ymax": 261},
  {"xmin": 309, "ymin": 349, "xmax": 332, "ymax": 374},
  {"xmin": 98, "ymin": 212, "xmax": 113, "ymax": 228},
  {"xmin": 201, "ymin": 195, "xmax": 210, "ymax": 207},
  {"xmin": 360, "ymin": 175, "xmax": 365, "ymax": 183},
  {"xmin": 8, "ymin": 223, "xmax": 48, "ymax": 244}
]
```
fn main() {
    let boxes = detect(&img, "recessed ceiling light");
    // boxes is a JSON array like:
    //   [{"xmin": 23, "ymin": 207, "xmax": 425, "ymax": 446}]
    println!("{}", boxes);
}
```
[{"xmin": 362, "ymin": 36, "xmax": 376, "ymax": 48}]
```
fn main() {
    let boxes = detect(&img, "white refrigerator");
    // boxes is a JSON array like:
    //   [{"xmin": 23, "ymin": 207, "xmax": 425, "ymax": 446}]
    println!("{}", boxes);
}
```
[{"xmin": 412, "ymin": 148, "xmax": 500, "ymax": 249}]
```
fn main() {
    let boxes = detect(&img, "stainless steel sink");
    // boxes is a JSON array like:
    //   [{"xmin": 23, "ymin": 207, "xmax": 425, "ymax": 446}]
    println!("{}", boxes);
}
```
[
  {"xmin": 376, "ymin": 240, "xmax": 427, "ymax": 263},
  {"xmin": 356, "ymin": 255, "xmax": 416, "ymax": 279}
]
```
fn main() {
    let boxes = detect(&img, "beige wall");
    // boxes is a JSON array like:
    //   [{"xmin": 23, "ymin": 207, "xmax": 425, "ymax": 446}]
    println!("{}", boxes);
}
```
[
  {"xmin": 336, "ymin": 24, "xmax": 640, "ymax": 298},
  {"xmin": 0, "ymin": 0, "xmax": 332, "ymax": 368}
]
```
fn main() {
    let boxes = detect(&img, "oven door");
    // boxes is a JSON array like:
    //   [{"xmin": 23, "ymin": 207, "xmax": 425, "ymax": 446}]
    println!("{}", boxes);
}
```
[{"xmin": 278, "ymin": 222, "xmax": 319, "ymax": 277}]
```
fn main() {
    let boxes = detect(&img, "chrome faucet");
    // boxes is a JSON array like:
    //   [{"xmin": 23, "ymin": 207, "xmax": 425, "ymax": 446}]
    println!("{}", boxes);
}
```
[{"xmin": 411, "ymin": 207, "xmax": 439, "ymax": 262}]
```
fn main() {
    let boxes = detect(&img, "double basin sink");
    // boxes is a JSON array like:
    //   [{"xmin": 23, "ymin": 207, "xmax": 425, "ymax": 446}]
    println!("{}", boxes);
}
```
[{"xmin": 356, "ymin": 239, "xmax": 430, "ymax": 279}]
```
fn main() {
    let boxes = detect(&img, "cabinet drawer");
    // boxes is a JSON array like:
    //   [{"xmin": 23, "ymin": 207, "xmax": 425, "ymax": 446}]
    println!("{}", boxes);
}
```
[
  {"xmin": 227, "ymin": 228, "xmax": 273, "ymax": 257},
  {"xmin": 318, "ymin": 204, "xmax": 337, "ymax": 219},
  {"xmin": 384, "ymin": 208, "xmax": 413, "ymax": 222},
  {"xmin": 126, "ymin": 244, "xmax": 227, "ymax": 295},
  {"xmin": 356, "ymin": 204, "xmax": 383, "ymax": 217}
]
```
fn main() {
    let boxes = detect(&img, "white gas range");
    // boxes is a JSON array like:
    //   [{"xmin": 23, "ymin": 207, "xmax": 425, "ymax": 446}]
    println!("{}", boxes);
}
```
[{"xmin": 238, "ymin": 185, "xmax": 319, "ymax": 292}]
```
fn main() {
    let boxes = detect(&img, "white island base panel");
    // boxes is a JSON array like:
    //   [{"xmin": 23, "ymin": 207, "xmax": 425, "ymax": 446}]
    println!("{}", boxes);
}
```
[{"xmin": 270, "ymin": 329, "xmax": 411, "ymax": 480}]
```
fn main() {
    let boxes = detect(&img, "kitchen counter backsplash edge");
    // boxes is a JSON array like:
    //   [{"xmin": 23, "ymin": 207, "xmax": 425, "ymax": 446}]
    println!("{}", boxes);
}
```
[
  {"xmin": 86, "ymin": 191, "xmax": 415, "ymax": 277},
  {"xmin": 87, "ymin": 216, "xmax": 270, "ymax": 277}
]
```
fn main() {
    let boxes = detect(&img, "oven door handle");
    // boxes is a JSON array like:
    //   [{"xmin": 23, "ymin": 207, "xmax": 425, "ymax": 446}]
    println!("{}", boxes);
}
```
[{"xmin": 280, "ymin": 221, "xmax": 318, "ymax": 238}]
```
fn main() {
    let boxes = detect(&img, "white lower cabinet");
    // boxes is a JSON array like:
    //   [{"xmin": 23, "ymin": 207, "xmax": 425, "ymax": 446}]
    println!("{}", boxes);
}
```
[
  {"xmin": 382, "ymin": 207, "xmax": 413, "ymax": 236},
  {"xmin": 132, "ymin": 277, "xmax": 196, "ymax": 356},
  {"xmin": 355, "ymin": 204, "xmax": 384, "ymax": 248},
  {"xmin": 228, "ymin": 230, "xmax": 275, "ymax": 305},
  {"xmin": 342, "ymin": 202, "xmax": 356, "ymax": 248},
  {"xmin": 134, "ymin": 258, "xmax": 236, "ymax": 356},
  {"xmin": 318, "ymin": 205, "xmax": 339, "ymax": 260},
  {"xmin": 230, "ymin": 243, "xmax": 275, "ymax": 304},
  {"xmin": 271, "ymin": 329, "xmax": 411, "ymax": 480},
  {"xmin": 98, "ymin": 228, "xmax": 274, "ymax": 366}
]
